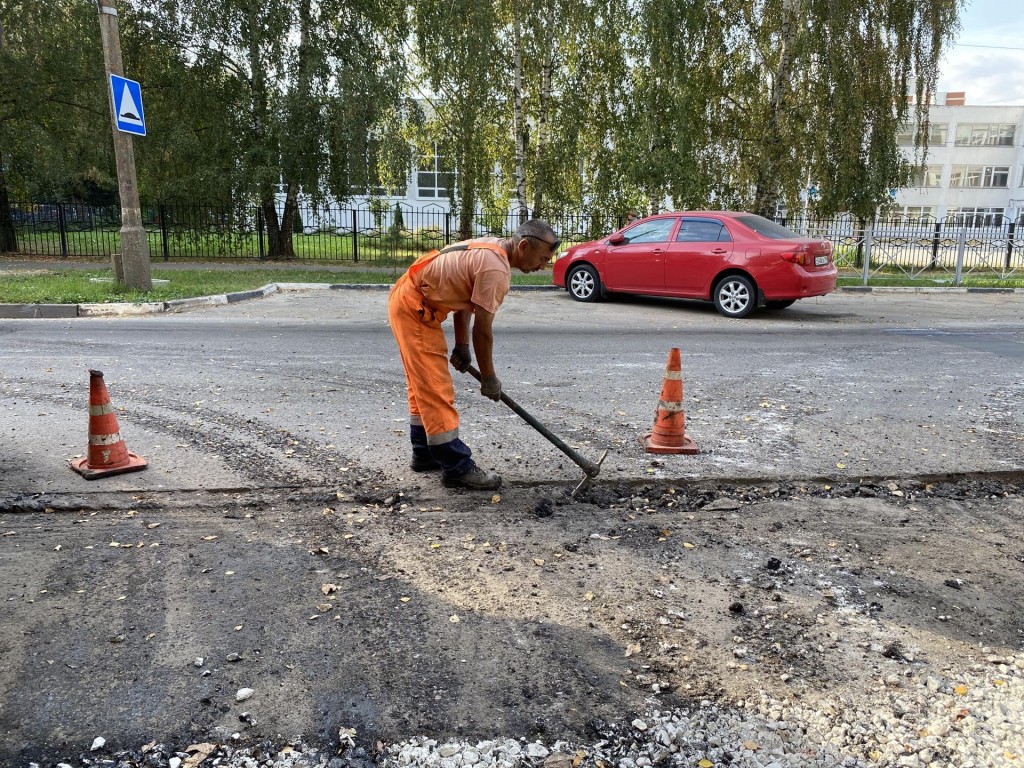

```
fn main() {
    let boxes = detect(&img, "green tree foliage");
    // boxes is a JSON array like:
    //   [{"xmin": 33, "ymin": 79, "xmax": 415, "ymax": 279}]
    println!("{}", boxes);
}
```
[
  {"xmin": 412, "ymin": 0, "xmax": 504, "ymax": 238},
  {"xmin": 530, "ymin": 0, "xmax": 633, "ymax": 216},
  {"xmin": 0, "ymin": 2, "xmax": 113, "ymax": 200},
  {"xmin": 119, "ymin": 3, "xmax": 245, "ymax": 203},
  {"xmin": 717, "ymin": 0, "xmax": 960, "ymax": 219},
  {"xmin": 143, "ymin": 0, "xmax": 408, "ymax": 257},
  {"xmin": 0, "ymin": 1, "xmax": 121, "ymax": 252},
  {"xmin": 3, "ymin": 0, "xmax": 963, "ymax": 253},
  {"xmin": 616, "ymin": 0, "xmax": 729, "ymax": 212}
]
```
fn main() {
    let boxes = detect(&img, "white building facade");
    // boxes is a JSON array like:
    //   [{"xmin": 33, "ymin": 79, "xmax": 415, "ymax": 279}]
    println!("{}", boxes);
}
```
[{"xmin": 894, "ymin": 94, "xmax": 1024, "ymax": 226}]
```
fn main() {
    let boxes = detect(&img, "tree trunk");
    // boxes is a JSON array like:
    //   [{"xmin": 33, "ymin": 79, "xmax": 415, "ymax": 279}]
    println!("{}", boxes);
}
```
[
  {"xmin": 456, "ymin": 136, "xmax": 474, "ymax": 240},
  {"xmin": 512, "ymin": 15, "xmax": 529, "ymax": 224},
  {"xmin": 753, "ymin": 0, "xmax": 801, "ymax": 217},
  {"xmin": 0, "ymin": 151, "xmax": 17, "ymax": 253},
  {"xmin": 248, "ymin": 2, "xmax": 295, "ymax": 257},
  {"xmin": 454, "ymin": 95, "xmax": 479, "ymax": 240},
  {"xmin": 262, "ymin": 182, "xmax": 297, "ymax": 259},
  {"xmin": 458, "ymin": 191, "xmax": 474, "ymax": 241},
  {"xmin": 456, "ymin": 131, "xmax": 475, "ymax": 240},
  {"xmin": 530, "ymin": 8, "xmax": 555, "ymax": 219},
  {"xmin": 0, "ymin": 23, "xmax": 17, "ymax": 253}
]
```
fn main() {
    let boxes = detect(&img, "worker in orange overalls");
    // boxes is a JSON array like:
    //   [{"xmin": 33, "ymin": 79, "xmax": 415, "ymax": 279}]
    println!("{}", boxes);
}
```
[{"xmin": 388, "ymin": 220, "xmax": 559, "ymax": 490}]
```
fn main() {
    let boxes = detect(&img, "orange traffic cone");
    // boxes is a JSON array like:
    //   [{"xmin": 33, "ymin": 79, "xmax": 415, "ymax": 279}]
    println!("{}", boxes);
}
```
[
  {"xmin": 69, "ymin": 369, "xmax": 148, "ymax": 479},
  {"xmin": 641, "ymin": 348, "xmax": 699, "ymax": 455}
]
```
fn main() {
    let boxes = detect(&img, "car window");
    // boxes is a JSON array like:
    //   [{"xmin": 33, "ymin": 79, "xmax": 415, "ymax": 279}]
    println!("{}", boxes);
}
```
[
  {"xmin": 621, "ymin": 218, "xmax": 676, "ymax": 244},
  {"xmin": 735, "ymin": 215, "xmax": 800, "ymax": 239},
  {"xmin": 676, "ymin": 219, "xmax": 731, "ymax": 243}
]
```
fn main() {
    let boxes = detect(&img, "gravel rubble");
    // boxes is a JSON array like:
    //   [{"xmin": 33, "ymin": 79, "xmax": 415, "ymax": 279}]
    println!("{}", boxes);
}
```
[{"xmin": 29, "ymin": 650, "xmax": 1022, "ymax": 768}]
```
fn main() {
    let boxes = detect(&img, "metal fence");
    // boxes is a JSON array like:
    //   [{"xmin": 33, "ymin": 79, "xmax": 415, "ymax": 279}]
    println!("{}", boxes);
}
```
[
  {"xmin": 780, "ymin": 213, "xmax": 1023, "ymax": 283},
  {"xmin": 3, "ymin": 200, "xmax": 627, "ymax": 264},
  {"xmin": 4, "ymin": 201, "xmax": 1022, "ymax": 283}
]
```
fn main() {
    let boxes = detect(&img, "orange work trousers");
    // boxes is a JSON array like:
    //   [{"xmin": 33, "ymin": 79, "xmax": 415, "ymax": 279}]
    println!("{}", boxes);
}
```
[{"xmin": 388, "ymin": 273, "xmax": 461, "ymax": 445}]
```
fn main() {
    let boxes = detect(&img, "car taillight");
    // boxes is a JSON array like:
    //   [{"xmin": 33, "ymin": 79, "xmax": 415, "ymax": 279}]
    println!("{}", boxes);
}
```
[{"xmin": 780, "ymin": 247, "xmax": 806, "ymax": 265}]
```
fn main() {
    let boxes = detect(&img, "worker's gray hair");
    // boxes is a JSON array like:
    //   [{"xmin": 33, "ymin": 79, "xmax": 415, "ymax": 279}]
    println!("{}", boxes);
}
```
[{"xmin": 514, "ymin": 219, "xmax": 556, "ymax": 242}]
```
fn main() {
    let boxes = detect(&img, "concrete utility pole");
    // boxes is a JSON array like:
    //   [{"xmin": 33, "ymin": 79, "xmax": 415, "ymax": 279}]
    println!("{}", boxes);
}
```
[{"xmin": 95, "ymin": 0, "xmax": 152, "ymax": 290}]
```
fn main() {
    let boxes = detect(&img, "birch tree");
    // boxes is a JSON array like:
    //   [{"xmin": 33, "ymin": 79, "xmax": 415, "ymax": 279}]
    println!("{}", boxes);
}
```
[
  {"xmin": 0, "ymin": 0, "xmax": 113, "ymax": 252},
  {"xmin": 147, "ymin": 0, "xmax": 407, "ymax": 257},
  {"xmin": 717, "ymin": 0, "xmax": 961, "ymax": 219},
  {"xmin": 412, "ymin": 0, "xmax": 504, "ymax": 238}
]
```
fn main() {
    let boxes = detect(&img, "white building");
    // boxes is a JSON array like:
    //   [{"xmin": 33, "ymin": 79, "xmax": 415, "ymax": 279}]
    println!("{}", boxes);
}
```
[{"xmin": 894, "ymin": 92, "xmax": 1024, "ymax": 226}]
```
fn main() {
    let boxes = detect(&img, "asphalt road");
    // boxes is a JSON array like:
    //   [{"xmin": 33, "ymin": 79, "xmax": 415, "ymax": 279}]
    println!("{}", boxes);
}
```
[
  {"xmin": 1, "ymin": 288, "xmax": 1023, "ymax": 766},
  {"xmin": 1, "ymin": 288, "xmax": 1022, "ymax": 496}
]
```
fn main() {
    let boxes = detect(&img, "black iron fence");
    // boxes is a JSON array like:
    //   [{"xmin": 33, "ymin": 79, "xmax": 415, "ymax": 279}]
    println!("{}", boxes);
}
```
[
  {"xmin": 3, "ymin": 200, "xmax": 629, "ymax": 264},
  {"xmin": 4, "ymin": 201, "xmax": 1023, "ymax": 282}
]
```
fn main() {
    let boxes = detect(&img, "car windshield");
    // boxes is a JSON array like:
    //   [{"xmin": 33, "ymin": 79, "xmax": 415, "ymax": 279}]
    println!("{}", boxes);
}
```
[
  {"xmin": 736, "ymin": 215, "xmax": 800, "ymax": 239},
  {"xmin": 622, "ymin": 218, "xmax": 676, "ymax": 243}
]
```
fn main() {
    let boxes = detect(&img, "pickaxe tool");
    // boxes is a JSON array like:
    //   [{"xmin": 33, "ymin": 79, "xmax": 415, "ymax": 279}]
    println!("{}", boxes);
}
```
[{"xmin": 465, "ymin": 365, "xmax": 607, "ymax": 497}]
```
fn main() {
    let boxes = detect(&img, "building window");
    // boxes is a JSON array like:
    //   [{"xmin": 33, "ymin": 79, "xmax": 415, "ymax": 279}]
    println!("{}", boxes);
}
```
[
  {"xmin": 954, "ymin": 123, "xmax": 1016, "ymax": 147},
  {"xmin": 898, "ymin": 122, "xmax": 948, "ymax": 147},
  {"xmin": 947, "ymin": 207, "xmax": 1005, "ymax": 227},
  {"xmin": 950, "ymin": 165, "xmax": 1010, "ymax": 188},
  {"xmin": 912, "ymin": 166, "xmax": 943, "ymax": 187},
  {"xmin": 416, "ymin": 145, "xmax": 454, "ymax": 199},
  {"xmin": 887, "ymin": 206, "xmax": 936, "ymax": 225}
]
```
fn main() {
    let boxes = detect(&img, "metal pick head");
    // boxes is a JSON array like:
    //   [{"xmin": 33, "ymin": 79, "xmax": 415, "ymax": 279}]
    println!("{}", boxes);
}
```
[{"xmin": 570, "ymin": 450, "xmax": 608, "ymax": 499}]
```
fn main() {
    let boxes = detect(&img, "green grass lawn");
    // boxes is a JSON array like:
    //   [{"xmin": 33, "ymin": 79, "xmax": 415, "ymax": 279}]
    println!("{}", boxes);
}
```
[
  {"xmin": 14, "ymin": 229, "xmax": 461, "ymax": 263},
  {"xmin": 836, "ymin": 274, "xmax": 1024, "ymax": 288},
  {"xmin": 0, "ymin": 266, "xmax": 556, "ymax": 304}
]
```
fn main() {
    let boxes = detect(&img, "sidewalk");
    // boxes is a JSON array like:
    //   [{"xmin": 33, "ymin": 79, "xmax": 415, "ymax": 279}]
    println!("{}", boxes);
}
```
[{"xmin": 1, "ymin": 256, "xmax": 1020, "ymax": 320}]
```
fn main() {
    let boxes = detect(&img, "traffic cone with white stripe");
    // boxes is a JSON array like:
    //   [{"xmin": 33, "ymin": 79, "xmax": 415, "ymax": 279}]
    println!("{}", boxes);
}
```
[
  {"xmin": 641, "ymin": 348, "xmax": 699, "ymax": 455},
  {"xmin": 69, "ymin": 369, "xmax": 148, "ymax": 479}
]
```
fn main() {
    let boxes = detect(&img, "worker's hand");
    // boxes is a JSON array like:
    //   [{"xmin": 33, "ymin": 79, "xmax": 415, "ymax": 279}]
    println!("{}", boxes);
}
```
[
  {"xmin": 480, "ymin": 375, "xmax": 502, "ymax": 402},
  {"xmin": 449, "ymin": 343, "xmax": 472, "ymax": 373}
]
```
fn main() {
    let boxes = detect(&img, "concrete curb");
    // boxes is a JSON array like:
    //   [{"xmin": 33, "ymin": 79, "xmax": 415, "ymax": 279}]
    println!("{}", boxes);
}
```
[
  {"xmin": 79, "ymin": 301, "xmax": 168, "ymax": 317},
  {"xmin": 0, "ymin": 282, "xmax": 1020, "ymax": 319},
  {"xmin": 0, "ymin": 303, "xmax": 79, "ymax": 319}
]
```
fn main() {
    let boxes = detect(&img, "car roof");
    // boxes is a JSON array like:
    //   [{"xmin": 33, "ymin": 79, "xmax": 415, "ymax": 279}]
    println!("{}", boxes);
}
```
[{"xmin": 648, "ymin": 211, "xmax": 746, "ymax": 218}]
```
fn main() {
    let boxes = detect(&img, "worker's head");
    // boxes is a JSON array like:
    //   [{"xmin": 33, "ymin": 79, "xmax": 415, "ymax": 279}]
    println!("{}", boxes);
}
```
[{"xmin": 511, "ymin": 220, "xmax": 559, "ymax": 273}]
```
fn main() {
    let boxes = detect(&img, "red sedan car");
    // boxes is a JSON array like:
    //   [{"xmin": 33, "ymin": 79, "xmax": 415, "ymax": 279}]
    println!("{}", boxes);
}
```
[{"xmin": 552, "ymin": 212, "xmax": 837, "ymax": 318}]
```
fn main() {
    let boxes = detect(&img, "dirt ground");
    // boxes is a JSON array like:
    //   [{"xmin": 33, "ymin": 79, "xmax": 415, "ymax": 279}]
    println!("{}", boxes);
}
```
[
  {"xmin": 2, "ymin": 467, "xmax": 1021, "ymax": 765},
  {"xmin": 1, "ymin": 288, "xmax": 1022, "ymax": 765}
]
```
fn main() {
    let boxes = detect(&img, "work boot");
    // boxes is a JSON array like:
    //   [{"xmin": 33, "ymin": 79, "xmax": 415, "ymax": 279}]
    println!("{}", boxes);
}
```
[
  {"xmin": 442, "ymin": 464, "xmax": 502, "ymax": 491},
  {"xmin": 410, "ymin": 453, "xmax": 441, "ymax": 472}
]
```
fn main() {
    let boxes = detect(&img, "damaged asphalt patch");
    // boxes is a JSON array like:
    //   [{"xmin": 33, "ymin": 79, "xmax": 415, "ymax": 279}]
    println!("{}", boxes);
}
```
[{"xmin": 1, "ymin": 474, "xmax": 1021, "ymax": 767}]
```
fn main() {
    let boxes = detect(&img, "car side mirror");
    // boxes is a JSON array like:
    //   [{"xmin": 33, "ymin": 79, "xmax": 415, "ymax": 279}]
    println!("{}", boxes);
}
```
[{"xmin": 608, "ymin": 232, "xmax": 626, "ymax": 245}]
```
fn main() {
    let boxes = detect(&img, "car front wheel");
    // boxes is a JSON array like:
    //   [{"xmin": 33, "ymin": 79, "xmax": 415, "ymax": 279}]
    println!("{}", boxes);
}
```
[
  {"xmin": 713, "ymin": 274, "xmax": 756, "ymax": 318},
  {"xmin": 567, "ymin": 265, "xmax": 601, "ymax": 302}
]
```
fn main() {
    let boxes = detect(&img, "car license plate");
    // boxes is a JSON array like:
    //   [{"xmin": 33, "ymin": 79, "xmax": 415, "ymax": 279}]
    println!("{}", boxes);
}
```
[{"xmin": 814, "ymin": 255, "xmax": 828, "ymax": 266}]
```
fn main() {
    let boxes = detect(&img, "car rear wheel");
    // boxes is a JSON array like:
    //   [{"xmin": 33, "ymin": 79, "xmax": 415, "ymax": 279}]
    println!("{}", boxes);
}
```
[
  {"xmin": 567, "ymin": 265, "xmax": 600, "ymax": 302},
  {"xmin": 765, "ymin": 299, "xmax": 796, "ymax": 310},
  {"xmin": 713, "ymin": 274, "xmax": 756, "ymax": 318}
]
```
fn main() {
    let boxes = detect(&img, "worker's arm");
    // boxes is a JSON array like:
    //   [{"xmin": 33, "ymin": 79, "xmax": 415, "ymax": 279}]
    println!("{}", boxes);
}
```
[
  {"xmin": 453, "ymin": 310, "xmax": 472, "ymax": 347},
  {"xmin": 449, "ymin": 310, "xmax": 473, "ymax": 372},
  {"xmin": 471, "ymin": 308, "xmax": 497, "ymax": 376}
]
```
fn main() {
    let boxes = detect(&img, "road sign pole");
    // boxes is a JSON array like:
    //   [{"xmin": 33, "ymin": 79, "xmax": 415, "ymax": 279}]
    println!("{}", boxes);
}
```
[{"xmin": 95, "ymin": 0, "xmax": 151, "ymax": 290}]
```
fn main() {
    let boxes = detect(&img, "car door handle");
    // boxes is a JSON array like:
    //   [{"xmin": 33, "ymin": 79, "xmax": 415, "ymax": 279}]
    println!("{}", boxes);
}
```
[
  {"xmin": 651, "ymin": 248, "xmax": 665, "ymax": 254},
  {"xmin": 711, "ymin": 248, "xmax": 728, "ymax": 254}
]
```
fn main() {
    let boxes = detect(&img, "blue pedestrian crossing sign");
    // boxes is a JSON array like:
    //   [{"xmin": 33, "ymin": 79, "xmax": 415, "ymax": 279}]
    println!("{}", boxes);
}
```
[{"xmin": 109, "ymin": 74, "xmax": 146, "ymax": 136}]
